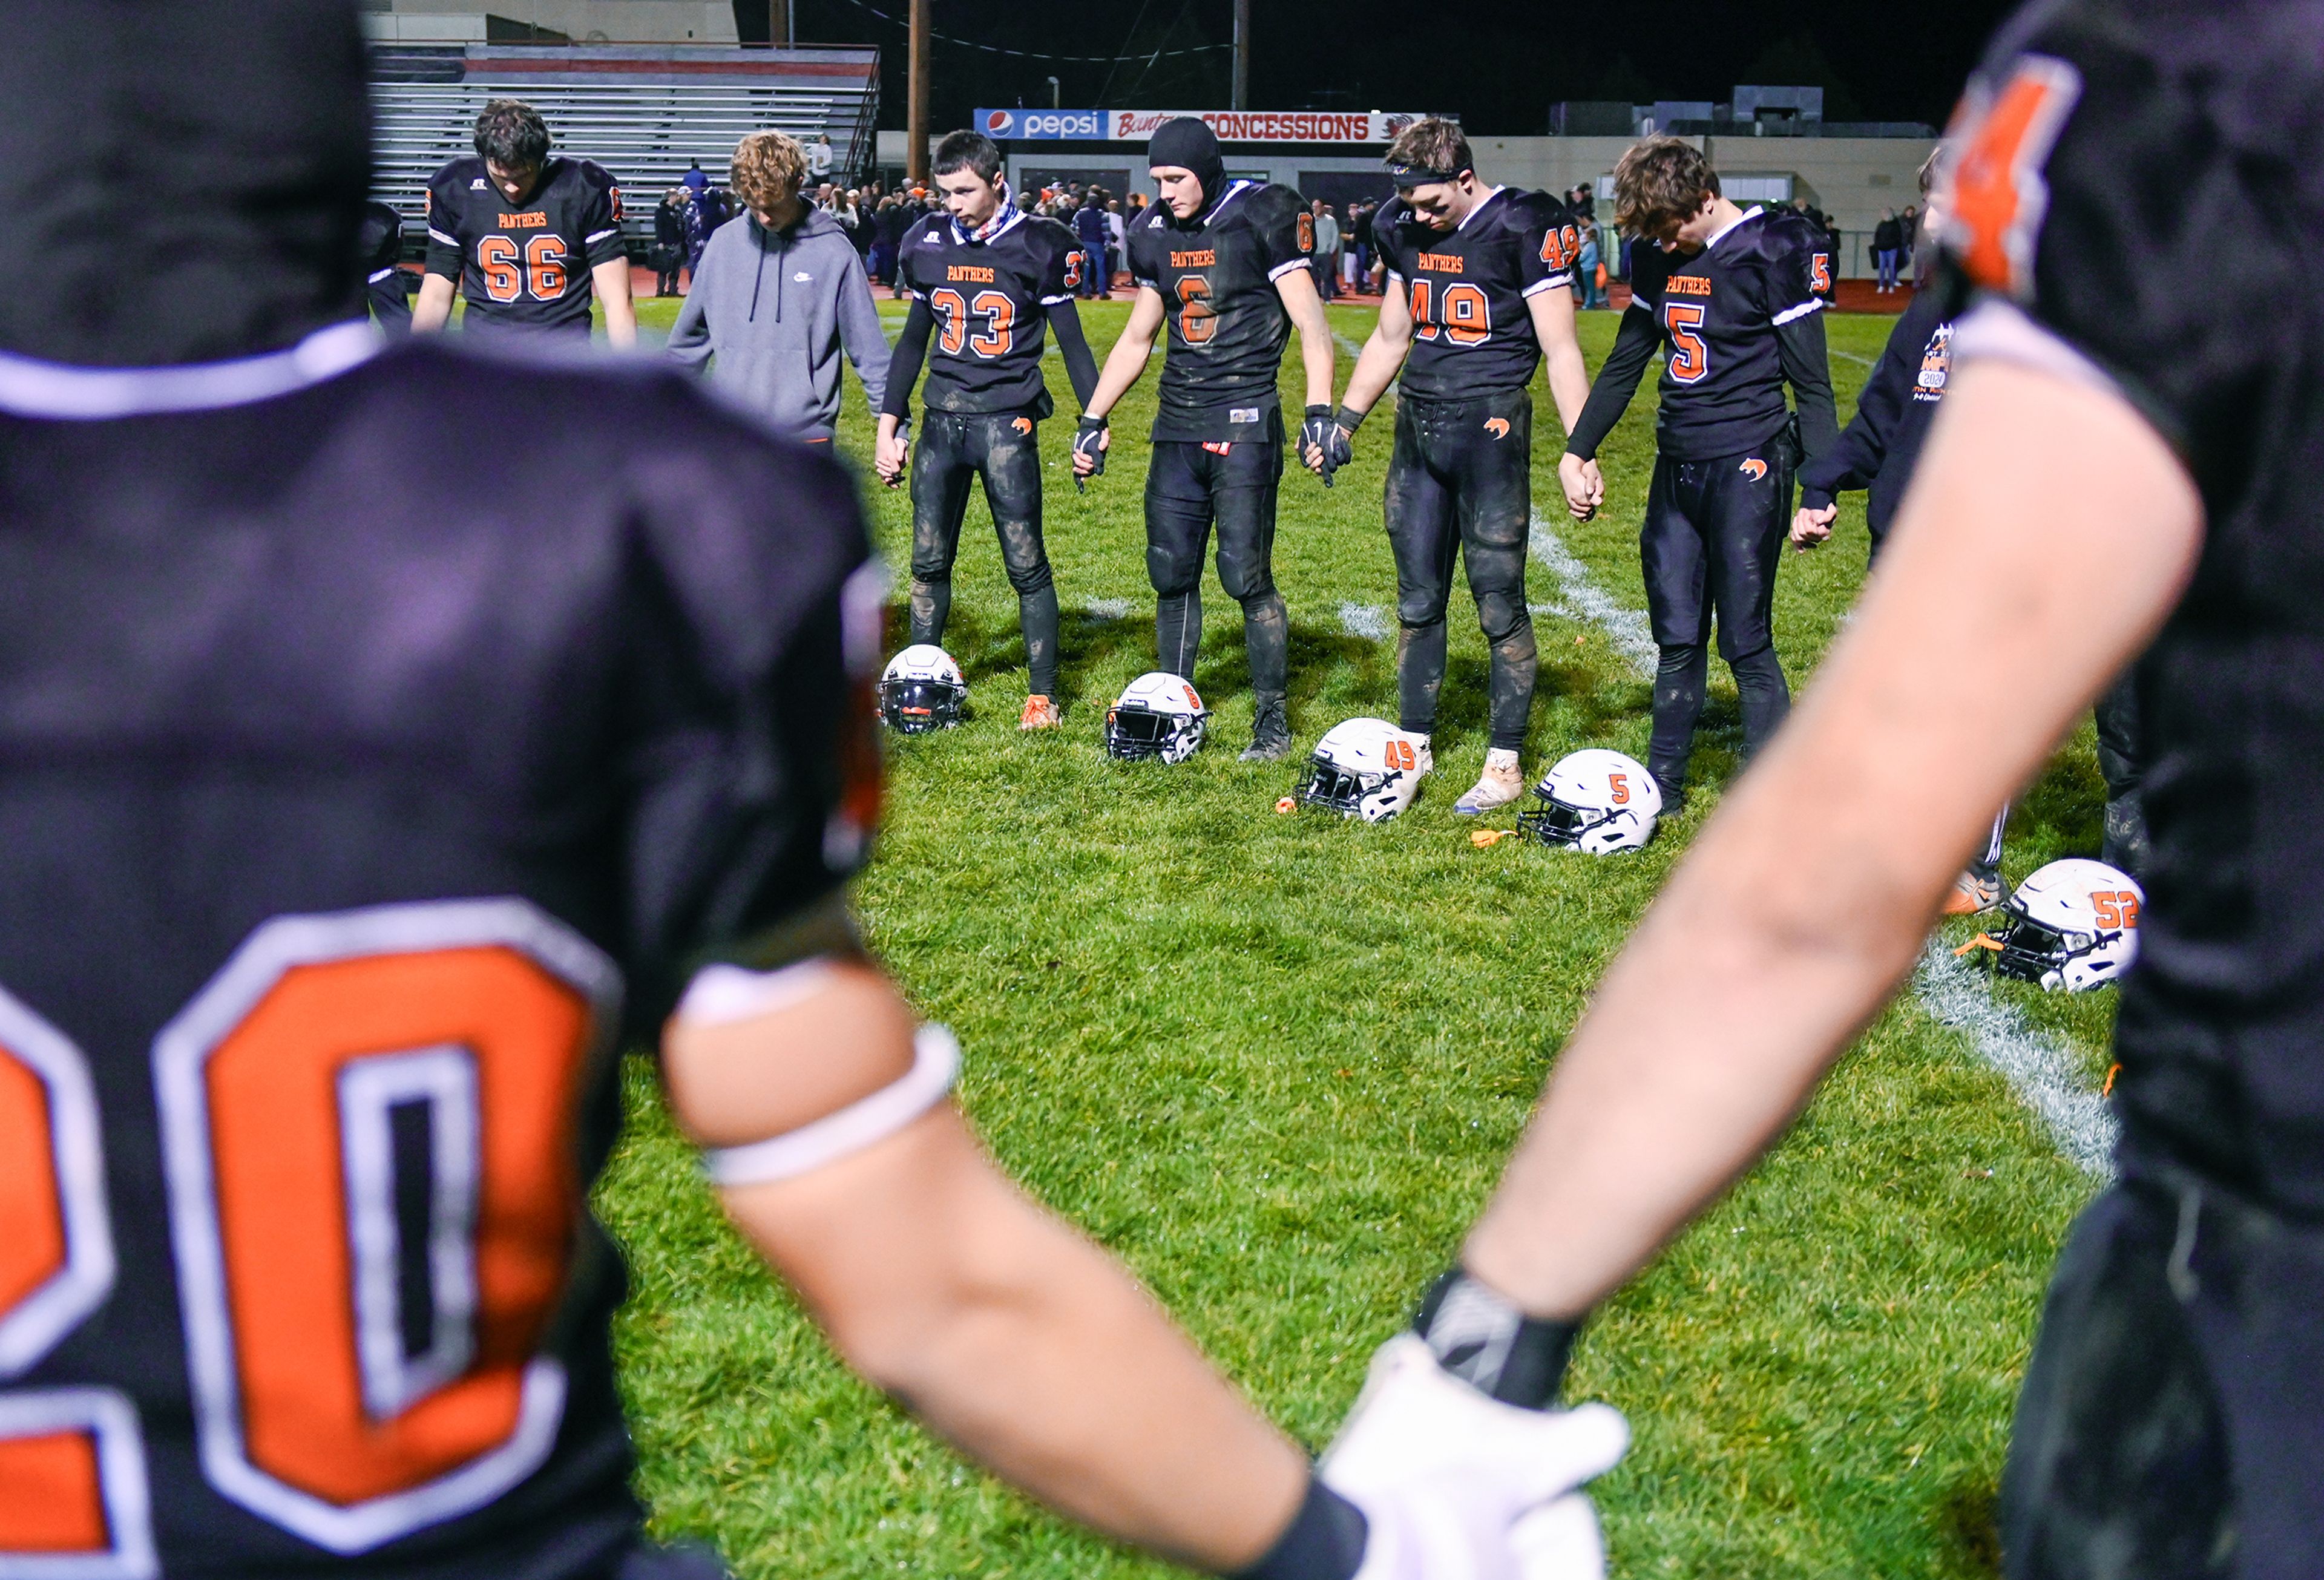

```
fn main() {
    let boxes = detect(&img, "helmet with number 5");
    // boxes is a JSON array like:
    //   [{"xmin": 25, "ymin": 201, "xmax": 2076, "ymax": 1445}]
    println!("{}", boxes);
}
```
[
  {"xmin": 878, "ymin": 644, "xmax": 967, "ymax": 733},
  {"xmin": 1515, "ymin": 749, "xmax": 1661, "ymax": 854},
  {"xmin": 1293, "ymin": 718, "xmax": 1430, "ymax": 823},
  {"xmin": 1991, "ymin": 858, "xmax": 2142, "ymax": 991},
  {"xmin": 1106, "ymin": 671, "xmax": 1210, "ymax": 763}
]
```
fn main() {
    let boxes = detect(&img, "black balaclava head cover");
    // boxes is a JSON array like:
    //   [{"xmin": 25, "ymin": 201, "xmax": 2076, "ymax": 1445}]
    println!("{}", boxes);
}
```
[
  {"xmin": 0, "ymin": 0, "xmax": 370, "ymax": 367},
  {"xmin": 1147, "ymin": 116, "xmax": 1226, "ymax": 225}
]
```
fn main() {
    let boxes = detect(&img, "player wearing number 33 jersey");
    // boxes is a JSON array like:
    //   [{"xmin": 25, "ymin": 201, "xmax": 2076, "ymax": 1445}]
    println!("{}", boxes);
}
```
[{"xmin": 425, "ymin": 142, "xmax": 623, "ymax": 337}]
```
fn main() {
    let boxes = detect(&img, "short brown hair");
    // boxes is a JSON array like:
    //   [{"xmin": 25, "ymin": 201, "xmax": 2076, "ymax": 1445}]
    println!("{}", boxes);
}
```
[
  {"xmin": 1612, "ymin": 136, "xmax": 1719, "ymax": 239},
  {"xmin": 1385, "ymin": 117, "xmax": 1474, "ymax": 180},
  {"xmin": 730, "ymin": 130, "xmax": 807, "ymax": 213},
  {"xmin": 474, "ymin": 99, "xmax": 550, "ymax": 169}
]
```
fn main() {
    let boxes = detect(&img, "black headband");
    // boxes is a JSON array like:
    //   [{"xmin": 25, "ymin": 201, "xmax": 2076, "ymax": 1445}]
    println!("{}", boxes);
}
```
[{"xmin": 1388, "ymin": 163, "xmax": 1467, "ymax": 189}]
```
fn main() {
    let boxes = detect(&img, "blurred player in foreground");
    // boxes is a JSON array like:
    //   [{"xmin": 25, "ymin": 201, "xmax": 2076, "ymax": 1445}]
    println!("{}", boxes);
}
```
[
  {"xmin": 1329, "ymin": 2, "xmax": 2319, "ymax": 1575},
  {"xmin": 0, "ymin": 6, "xmax": 1615, "ymax": 1579}
]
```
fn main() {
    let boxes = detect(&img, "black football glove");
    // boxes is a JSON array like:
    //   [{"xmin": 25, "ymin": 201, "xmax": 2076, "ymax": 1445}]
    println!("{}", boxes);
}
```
[
  {"xmin": 1072, "ymin": 415, "xmax": 1108, "ymax": 493},
  {"xmin": 1301, "ymin": 404, "xmax": 1338, "ymax": 487},
  {"xmin": 1327, "ymin": 403, "xmax": 1366, "ymax": 474}
]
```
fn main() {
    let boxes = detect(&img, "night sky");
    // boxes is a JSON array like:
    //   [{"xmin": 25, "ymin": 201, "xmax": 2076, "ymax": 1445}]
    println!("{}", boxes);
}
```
[{"xmin": 755, "ymin": 0, "xmax": 2027, "ymax": 136}]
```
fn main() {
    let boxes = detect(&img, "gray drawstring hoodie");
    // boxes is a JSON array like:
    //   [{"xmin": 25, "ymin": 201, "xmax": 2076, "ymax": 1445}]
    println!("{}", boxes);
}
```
[{"xmin": 666, "ymin": 207, "xmax": 890, "ymax": 442}]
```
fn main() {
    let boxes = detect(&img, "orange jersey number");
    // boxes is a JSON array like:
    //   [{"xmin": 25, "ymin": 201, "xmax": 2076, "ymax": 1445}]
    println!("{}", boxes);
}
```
[
  {"xmin": 1175, "ymin": 275, "xmax": 1217, "ymax": 345},
  {"xmin": 475, "ymin": 235, "xmax": 523, "ymax": 303},
  {"xmin": 1407, "ymin": 280, "xmax": 1491, "ymax": 346},
  {"xmin": 1664, "ymin": 302, "xmax": 1710, "ymax": 384},
  {"xmin": 928, "ymin": 287, "xmax": 1017, "ymax": 359}
]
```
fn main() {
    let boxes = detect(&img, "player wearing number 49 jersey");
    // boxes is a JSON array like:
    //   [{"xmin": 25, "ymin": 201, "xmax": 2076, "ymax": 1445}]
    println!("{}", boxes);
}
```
[
  {"xmin": 1330, "ymin": 119, "xmax": 1595, "ymax": 814},
  {"xmin": 418, "ymin": 98, "xmax": 635, "ymax": 345},
  {"xmin": 876, "ymin": 130, "xmax": 1101, "ymax": 728},
  {"xmin": 1077, "ymin": 117, "xmax": 1338, "ymax": 761},
  {"xmin": 1558, "ymin": 137, "xmax": 1838, "ymax": 807},
  {"xmin": 0, "ymin": 8, "xmax": 1601, "ymax": 1580}
]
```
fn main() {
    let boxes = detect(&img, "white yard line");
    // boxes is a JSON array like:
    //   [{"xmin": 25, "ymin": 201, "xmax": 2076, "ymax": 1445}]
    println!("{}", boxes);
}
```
[
  {"xmin": 1339, "ymin": 602, "xmax": 1392, "ymax": 641},
  {"xmin": 1082, "ymin": 597, "xmax": 1132, "ymax": 621},
  {"xmin": 1520, "ymin": 510, "xmax": 2117, "ymax": 1175},
  {"xmin": 1830, "ymin": 347, "xmax": 1876, "ymax": 369}
]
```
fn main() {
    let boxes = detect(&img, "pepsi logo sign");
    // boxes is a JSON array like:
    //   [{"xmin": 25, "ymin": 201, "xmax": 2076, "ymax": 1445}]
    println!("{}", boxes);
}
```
[
  {"xmin": 974, "ymin": 108, "xmax": 1102, "ymax": 140},
  {"xmin": 985, "ymin": 110, "xmax": 1014, "ymax": 134}
]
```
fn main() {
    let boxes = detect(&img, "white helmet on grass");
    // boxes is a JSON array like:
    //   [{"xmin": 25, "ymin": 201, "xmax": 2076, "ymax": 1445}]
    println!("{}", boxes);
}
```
[
  {"xmin": 1293, "ymin": 718, "xmax": 1430, "ymax": 823},
  {"xmin": 879, "ymin": 644, "xmax": 967, "ymax": 733},
  {"xmin": 1106, "ymin": 672, "xmax": 1210, "ymax": 764},
  {"xmin": 1514, "ymin": 750, "xmax": 1660, "ymax": 853},
  {"xmin": 1988, "ymin": 858, "xmax": 2142, "ymax": 991}
]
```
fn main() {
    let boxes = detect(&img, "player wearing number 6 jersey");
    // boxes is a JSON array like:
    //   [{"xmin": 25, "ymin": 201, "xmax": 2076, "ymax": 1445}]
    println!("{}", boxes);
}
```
[
  {"xmin": 1331, "ymin": 119, "xmax": 1594, "ymax": 813},
  {"xmin": 0, "ymin": 8, "xmax": 1612, "ymax": 1579},
  {"xmin": 1558, "ymin": 137, "xmax": 1838, "ymax": 808},
  {"xmin": 1077, "ymin": 117, "xmax": 1337, "ymax": 761},
  {"xmin": 415, "ymin": 99, "xmax": 635, "ymax": 346},
  {"xmin": 876, "ymin": 131, "xmax": 1102, "ymax": 729}
]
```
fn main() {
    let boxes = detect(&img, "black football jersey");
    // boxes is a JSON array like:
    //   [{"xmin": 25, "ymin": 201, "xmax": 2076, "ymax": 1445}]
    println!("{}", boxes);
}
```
[
  {"xmin": 1373, "ymin": 188, "xmax": 1579, "ymax": 400},
  {"xmin": 896, "ymin": 206, "xmax": 1081, "ymax": 416},
  {"xmin": 0, "ymin": 329, "xmax": 877, "ymax": 1578},
  {"xmin": 425, "ymin": 156, "xmax": 626, "ymax": 335},
  {"xmin": 1126, "ymin": 180, "xmax": 1314, "ymax": 442},
  {"xmin": 1940, "ymin": 0, "xmax": 2324, "ymax": 1221},
  {"xmin": 1624, "ymin": 207, "xmax": 1830, "ymax": 460}
]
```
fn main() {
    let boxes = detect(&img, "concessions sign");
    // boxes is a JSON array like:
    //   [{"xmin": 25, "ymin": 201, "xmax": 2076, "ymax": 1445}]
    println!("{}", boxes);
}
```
[{"xmin": 978, "ymin": 108, "xmax": 1427, "ymax": 143}]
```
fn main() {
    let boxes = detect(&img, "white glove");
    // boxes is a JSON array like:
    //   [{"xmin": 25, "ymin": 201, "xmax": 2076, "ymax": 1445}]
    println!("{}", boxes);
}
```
[{"xmin": 1319, "ymin": 1336, "xmax": 1627, "ymax": 1580}]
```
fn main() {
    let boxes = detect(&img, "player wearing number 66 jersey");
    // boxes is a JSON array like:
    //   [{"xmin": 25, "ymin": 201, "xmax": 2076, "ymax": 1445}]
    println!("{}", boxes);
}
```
[
  {"xmin": 416, "ymin": 99, "xmax": 635, "ymax": 346},
  {"xmin": 1331, "ymin": 119, "xmax": 1595, "ymax": 814},
  {"xmin": 1557, "ymin": 137, "xmax": 1839, "ymax": 808},
  {"xmin": 1077, "ymin": 117, "xmax": 1337, "ymax": 761},
  {"xmin": 876, "ymin": 130, "xmax": 1101, "ymax": 729}
]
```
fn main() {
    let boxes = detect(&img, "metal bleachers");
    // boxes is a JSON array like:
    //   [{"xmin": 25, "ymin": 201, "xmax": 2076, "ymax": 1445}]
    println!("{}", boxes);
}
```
[{"xmin": 369, "ymin": 43, "xmax": 880, "ymax": 248}]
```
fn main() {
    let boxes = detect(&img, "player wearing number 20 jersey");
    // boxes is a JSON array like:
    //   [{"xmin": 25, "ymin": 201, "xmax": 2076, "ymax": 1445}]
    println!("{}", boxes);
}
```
[{"xmin": 425, "ymin": 152, "xmax": 625, "ymax": 336}]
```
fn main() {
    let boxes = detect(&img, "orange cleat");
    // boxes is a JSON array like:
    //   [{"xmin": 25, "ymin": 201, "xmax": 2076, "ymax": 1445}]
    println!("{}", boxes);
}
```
[
  {"xmin": 1019, "ymin": 694, "xmax": 1063, "ymax": 731},
  {"xmin": 1944, "ymin": 870, "xmax": 2005, "ymax": 914}
]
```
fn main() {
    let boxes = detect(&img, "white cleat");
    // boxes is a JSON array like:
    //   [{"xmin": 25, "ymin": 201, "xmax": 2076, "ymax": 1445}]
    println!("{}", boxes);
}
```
[{"xmin": 1454, "ymin": 747, "xmax": 1526, "ymax": 815}]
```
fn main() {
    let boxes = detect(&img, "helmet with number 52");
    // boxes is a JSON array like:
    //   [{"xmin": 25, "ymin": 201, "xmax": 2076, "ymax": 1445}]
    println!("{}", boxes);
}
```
[
  {"xmin": 1515, "ymin": 749, "xmax": 1660, "ymax": 853},
  {"xmin": 1992, "ymin": 858, "xmax": 2142, "ymax": 992},
  {"xmin": 1294, "ymin": 718, "xmax": 1430, "ymax": 822}
]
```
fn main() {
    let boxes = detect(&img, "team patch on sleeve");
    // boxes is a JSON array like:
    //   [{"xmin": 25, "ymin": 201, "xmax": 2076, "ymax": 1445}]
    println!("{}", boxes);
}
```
[{"xmin": 1940, "ymin": 54, "xmax": 2084, "ymax": 301}]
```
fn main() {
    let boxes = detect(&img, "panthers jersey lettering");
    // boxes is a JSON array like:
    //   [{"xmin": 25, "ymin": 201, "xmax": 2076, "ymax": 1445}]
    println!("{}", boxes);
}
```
[
  {"xmin": 1623, "ymin": 206, "xmax": 1827, "ymax": 461},
  {"xmin": 896, "ymin": 208, "xmax": 1080, "ymax": 415},
  {"xmin": 1126, "ymin": 180, "xmax": 1313, "ymax": 442},
  {"xmin": 424, "ymin": 156, "xmax": 625, "ymax": 335},
  {"xmin": 1373, "ymin": 188, "xmax": 1579, "ymax": 399},
  {"xmin": 0, "ymin": 336, "xmax": 875, "ymax": 1577}
]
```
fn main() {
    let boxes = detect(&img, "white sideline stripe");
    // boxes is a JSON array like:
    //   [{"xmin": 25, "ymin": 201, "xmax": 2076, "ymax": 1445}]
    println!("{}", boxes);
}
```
[
  {"xmin": 1830, "ymin": 347, "xmax": 1876, "ymax": 369},
  {"xmin": 1333, "ymin": 331, "xmax": 1369, "ymax": 362},
  {"xmin": 1525, "ymin": 514, "xmax": 1658, "ymax": 678},
  {"xmin": 1518, "ymin": 510, "xmax": 2117, "ymax": 1177},
  {"xmin": 1083, "ymin": 597, "xmax": 1132, "ymax": 620},
  {"xmin": 1913, "ymin": 944, "xmax": 2118, "ymax": 1177},
  {"xmin": 1339, "ymin": 602, "xmax": 1391, "ymax": 641}
]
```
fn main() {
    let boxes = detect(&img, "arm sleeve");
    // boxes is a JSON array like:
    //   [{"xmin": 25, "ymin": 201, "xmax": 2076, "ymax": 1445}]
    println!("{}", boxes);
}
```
[
  {"xmin": 1256, "ymin": 186, "xmax": 1315, "ymax": 280},
  {"xmin": 1128, "ymin": 221, "xmax": 1162, "ymax": 290},
  {"xmin": 1798, "ymin": 303, "xmax": 1925, "ymax": 507},
  {"xmin": 1048, "ymin": 300, "xmax": 1101, "ymax": 410},
  {"xmin": 834, "ymin": 250, "xmax": 891, "ymax": 417},
  {"xmin": 1563, "ymin": 304, "xmax": 1664, "ymax": 461},
  {"xmin": 880, "ymin": 298, "xmax": 933, "ymax": 422},
  {"xmin": 1522, "ymin": 199, "xmax": 1578, "ymax": 294},
  {"xmin": 582, "ymin": 167, "xmax": 627, "ymax": 269},
  {"xmin": 423, "ymin": 171, "xmax": 463, "ymax": 280},
  {"xmin": 1776, "ymin": 309, "xmax": 1842, "ymax": 465}
]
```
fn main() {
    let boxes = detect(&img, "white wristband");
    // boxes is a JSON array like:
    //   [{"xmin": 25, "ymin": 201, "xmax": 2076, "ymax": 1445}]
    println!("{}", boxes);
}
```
[{"xmin": 700, "ymin": 1023, "xmax": 961, "ymax": 1187}]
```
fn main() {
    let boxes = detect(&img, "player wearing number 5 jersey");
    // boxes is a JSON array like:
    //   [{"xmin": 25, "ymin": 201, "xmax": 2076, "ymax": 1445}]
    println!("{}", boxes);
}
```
[
  {"xmin": 1077, "ymin": 117, "xmax": 1338, "ymax": 761},
  {"xmin": 416, "ymin": 99, "xmax": 635, "ymax": 346},
  {"xmin": 1558, "ymin": 137, "xmax": 1839, "ymax": 808},
  {"xmin": 877, "ymin": 130, "xmax": 1102, "ymax": 729},
  {"xmin": 1331, "ymin": 119, "xmax": 1594, "ymax": 814}
]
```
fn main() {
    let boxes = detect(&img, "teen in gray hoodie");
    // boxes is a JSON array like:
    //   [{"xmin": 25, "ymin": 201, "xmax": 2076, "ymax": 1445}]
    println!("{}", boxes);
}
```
[{"xmin": 668, "ymin": 131, "xmax": 889, "ymax": 444}]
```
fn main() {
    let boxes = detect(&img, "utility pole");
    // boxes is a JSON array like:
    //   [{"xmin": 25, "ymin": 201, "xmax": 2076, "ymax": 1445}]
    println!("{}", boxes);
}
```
[
  {"xmin": 1232, "ymin": 0, "xmax": 1250, "ymax": 110},
  {"xmin": 907, "ymin": 0, "xmax": 930, "ymax": 181},
  {"xmin": 769, "ymin": 0, "xmax": 790, "ymax": 45}
]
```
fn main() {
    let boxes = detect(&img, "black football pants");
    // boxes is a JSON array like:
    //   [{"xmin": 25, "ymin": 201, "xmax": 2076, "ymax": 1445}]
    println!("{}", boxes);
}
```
[
  {"xmin": 908, "ymin": 409, "xmax": 1060, "ymax": 698},
  {"xmin": 1640, "ymin": 441, "xmax": 1795, "ymax": 797},
  {"xmin": 1385, "ymin": 388, "xmax": 1537, "ymax": 753},
  {"xmin": 1145, "ymin": 437, "xmax": 1288, "ymax": 698}
]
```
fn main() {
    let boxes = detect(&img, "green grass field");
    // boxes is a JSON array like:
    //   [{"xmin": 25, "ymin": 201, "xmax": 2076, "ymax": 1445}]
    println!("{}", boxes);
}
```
[{"xmin": 603, "ymin": 295, "xmax": 2118, "ymax": 1578}]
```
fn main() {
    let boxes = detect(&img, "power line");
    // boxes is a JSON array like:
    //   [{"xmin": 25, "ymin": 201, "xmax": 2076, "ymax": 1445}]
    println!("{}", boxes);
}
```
[{"xmin": 824, "ymin": 0, "xmax": 1229, "ymax": 64}]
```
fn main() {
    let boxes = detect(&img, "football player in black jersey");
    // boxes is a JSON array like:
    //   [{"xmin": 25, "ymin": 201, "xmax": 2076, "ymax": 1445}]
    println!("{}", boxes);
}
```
[
  {"xmin": 1322, "ymin": 2, "xmax": 2324, "ymax": 1573},
  {"xmin": 1558, "ymin": 137, "xmax": 1839, "ymax": 808},
  {"xmin": 0, "ymin": 7, "xmax": 1619, "ymax": 1579},
  {"xmin": 414, "ymin": 99, "xmax": 637, "ymax": 347},
  {"xmin": 1072, "ymin": 117, "xmax": 1338, "ymax": 761},
  {"xmin": 1327, "ymin": 119, "xmax": 1594, "ymax": 813},
  {"xmin": 874, "ymin": 131, "xmax": 1102, "ymax": 730}
]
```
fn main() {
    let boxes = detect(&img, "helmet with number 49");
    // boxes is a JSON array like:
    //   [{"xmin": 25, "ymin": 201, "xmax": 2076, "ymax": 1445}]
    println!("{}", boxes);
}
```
[
  {"xmin": 1293, "ymin": 718, "xmax": 1430, "ymax": 823},
  {"xmin": 1106, "ymin": 671, "xmax": 1210, "ymax": 763},
  {"xmin": 1515, "ymin": 750, "xmax": 1660, "ymax": 853},
  {"xmin": 1991, "ymin": 858, "xmax": 2142, "ymax": 992}
]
